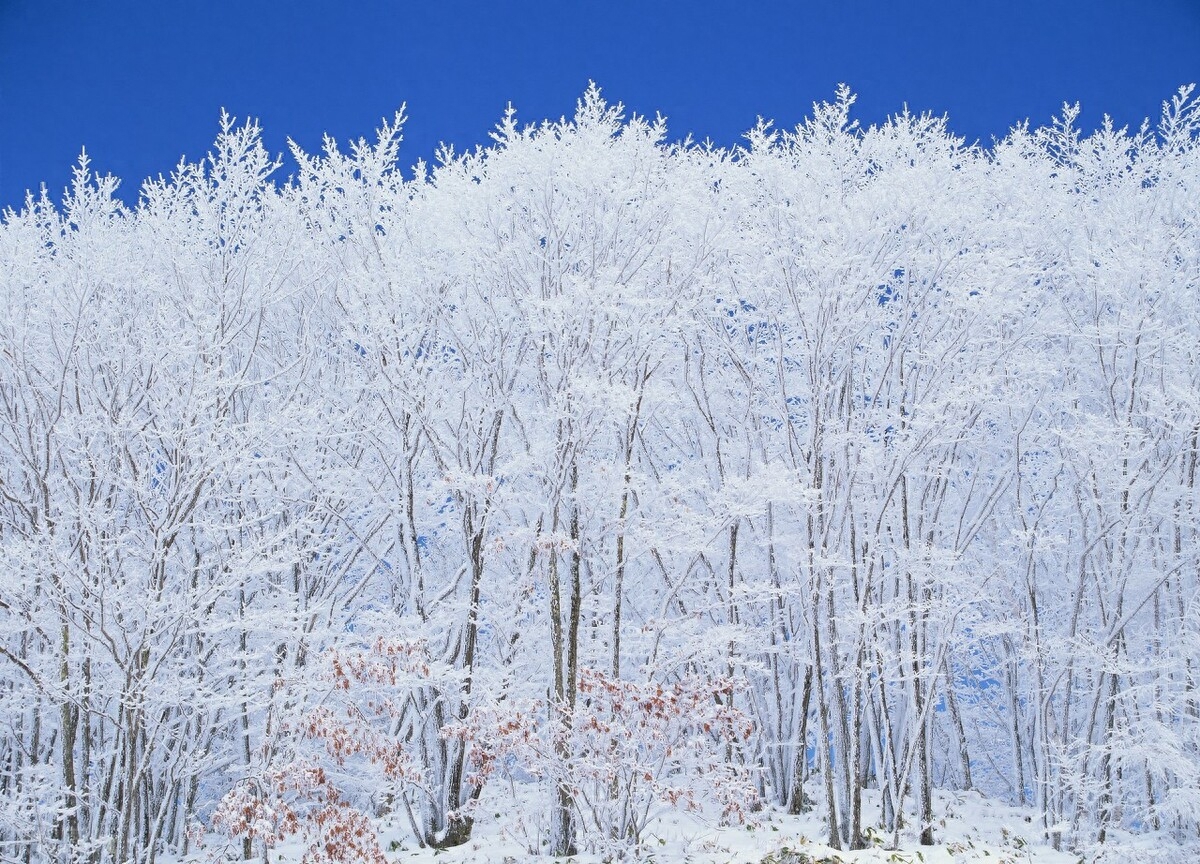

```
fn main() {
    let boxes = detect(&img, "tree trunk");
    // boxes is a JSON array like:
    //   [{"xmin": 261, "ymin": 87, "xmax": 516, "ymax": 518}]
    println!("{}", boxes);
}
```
[{"xmin": 787, "ymin": 666, "xmax": 813, "ymax": 815}]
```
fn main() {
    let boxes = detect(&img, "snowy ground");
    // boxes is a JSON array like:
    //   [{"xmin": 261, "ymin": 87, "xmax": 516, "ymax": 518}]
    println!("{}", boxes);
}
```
[
  {"xmin": 193, "ymin": 786, "xmax": 1195, "ymax": 864},
  {"xmin": 376, "ymin": 790, "xmax": 1076, "ymax": 864}
]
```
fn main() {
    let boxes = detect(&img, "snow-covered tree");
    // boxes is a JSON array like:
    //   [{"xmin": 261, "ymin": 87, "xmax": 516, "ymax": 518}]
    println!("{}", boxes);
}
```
[{"xmin": 1, "ymin": 83, "xmax": 1197, "ymax": 863}]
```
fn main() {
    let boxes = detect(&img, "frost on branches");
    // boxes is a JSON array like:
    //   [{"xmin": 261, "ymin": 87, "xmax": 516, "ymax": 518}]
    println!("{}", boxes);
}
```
[
  {"xmin": 1, "ymin": 84, "xmax": 1199, "ymax": 862},
  {"xmin": 211, "ymin": 760, "xmax": 387, "ymax": 864},
  {"xmin": 562, "ymin": 669, "xmax": 759, "ymax": 851},
  {"xmin": 451, "ymin": 667, "xmax": 759, "ymax": 856}
]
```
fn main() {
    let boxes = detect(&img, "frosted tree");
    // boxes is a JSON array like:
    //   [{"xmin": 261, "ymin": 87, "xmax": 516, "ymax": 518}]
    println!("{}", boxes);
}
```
[{"xmin": 1, "ymin": 84, "xmax": 1198, "ymax": 864}]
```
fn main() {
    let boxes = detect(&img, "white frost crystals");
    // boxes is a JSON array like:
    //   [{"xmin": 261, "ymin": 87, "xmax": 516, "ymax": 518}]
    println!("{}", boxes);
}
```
[{"xmin": 0, "ymin": 83, "xmax": 1198, "ymax": 862}]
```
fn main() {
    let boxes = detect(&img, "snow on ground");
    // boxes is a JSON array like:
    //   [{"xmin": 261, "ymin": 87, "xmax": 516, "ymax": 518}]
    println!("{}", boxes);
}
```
[
  {"xmin": 186, "ymin": 778, "xmax": 1200, "ymax": 864},
  {"xmin": 192, "ymin": 786, "xmax": 1173, "ymax": 864}
]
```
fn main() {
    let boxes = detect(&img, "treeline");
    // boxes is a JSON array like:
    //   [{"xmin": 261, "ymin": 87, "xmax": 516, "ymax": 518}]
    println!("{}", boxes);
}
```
[{"xmin": 1, "ymin": 84, "xmax": 1198, "ymax": 862}]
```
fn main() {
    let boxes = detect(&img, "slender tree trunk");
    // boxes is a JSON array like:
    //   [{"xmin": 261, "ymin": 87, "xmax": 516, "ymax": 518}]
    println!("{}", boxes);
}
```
[
  {"xmin": 611, "ymin": 379, "xmax": 644, "ymax": 680},
  {"xmin": 546, "ymin": 463, "xmax": 580, "ymax": 857},
  {"xmin": 787, "ymin": 666, "xmax": 814, "ymax": 815},
  {"xmin": 59, "ymin": 622, "xmax": 81, "ymax": 849},
  {"xmin": 941, "ymin": 657, "xmax": 972, "ymax": 790}
]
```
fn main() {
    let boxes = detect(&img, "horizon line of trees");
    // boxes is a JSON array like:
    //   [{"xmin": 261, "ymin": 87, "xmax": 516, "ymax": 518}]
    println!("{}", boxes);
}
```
[{"xmin": 1, "ymin": 84, "xmax": 1198, "ymax": 863}]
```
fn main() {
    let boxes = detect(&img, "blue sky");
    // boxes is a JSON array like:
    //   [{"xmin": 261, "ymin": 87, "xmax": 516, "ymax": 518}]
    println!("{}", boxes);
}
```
[{"xmin": 1, "ymin": 0, "xmax": 1197, "ymax": 210}]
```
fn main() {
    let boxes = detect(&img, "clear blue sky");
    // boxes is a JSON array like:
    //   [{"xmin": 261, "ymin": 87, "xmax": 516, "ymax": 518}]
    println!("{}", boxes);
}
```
[{"xmin": 2, "ymin": 0, "xmax": 1197, "ymax": 210}]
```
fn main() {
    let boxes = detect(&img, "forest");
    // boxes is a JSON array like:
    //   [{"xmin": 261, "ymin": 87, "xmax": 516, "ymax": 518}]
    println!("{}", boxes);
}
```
[{"xmin": 0, "ymin": 84, "xmax": 1198, "ymax": 863}]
